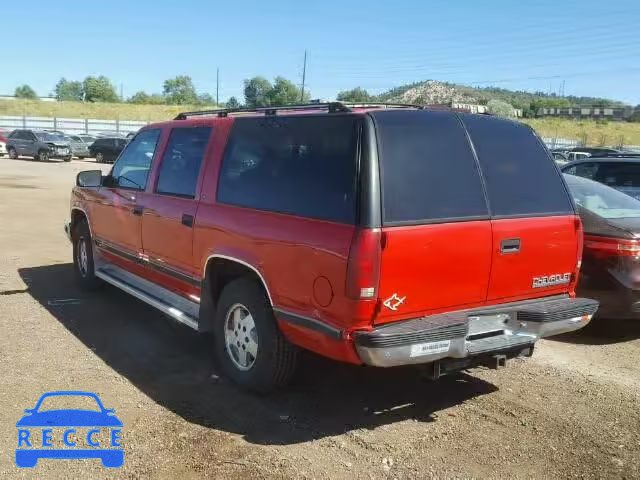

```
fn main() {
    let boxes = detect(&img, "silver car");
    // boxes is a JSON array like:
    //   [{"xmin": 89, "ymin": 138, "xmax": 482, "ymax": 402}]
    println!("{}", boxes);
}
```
[{"xmin": 67, "ymin": 135, "xmax": 92, "ymax": 159}]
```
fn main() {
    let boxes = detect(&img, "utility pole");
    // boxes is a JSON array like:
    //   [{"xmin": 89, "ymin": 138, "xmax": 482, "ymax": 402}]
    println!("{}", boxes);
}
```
[
  {"xmin": 300, "ymin": 50, "xmax": 307, "ymax": 102},
  {"xmin": 216, "ymin": 68, "xmax": 219, "ymax": 106},
  {"xmin": 561, "ymin": 79, "xmax": 566, "ymax": 97}
]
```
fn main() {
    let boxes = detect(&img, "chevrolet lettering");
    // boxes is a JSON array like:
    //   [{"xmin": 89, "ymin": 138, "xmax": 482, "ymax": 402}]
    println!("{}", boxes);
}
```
[{"xmin": 532, "ymin": 273, "xmax": 572, "ymax": 288}]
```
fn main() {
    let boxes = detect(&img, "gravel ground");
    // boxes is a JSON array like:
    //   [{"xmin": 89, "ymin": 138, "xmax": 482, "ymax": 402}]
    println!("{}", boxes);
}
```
[{"xmin": 0, "ymin": 157, "xmax": 639, "ymax": 479}]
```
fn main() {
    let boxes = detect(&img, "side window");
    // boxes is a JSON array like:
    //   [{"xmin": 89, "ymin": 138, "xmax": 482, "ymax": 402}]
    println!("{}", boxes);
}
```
[
  {"xmin": 155, "ymin": 126, "xmax": 211, "ymax": 198},
  {"xmin": 461, "ymin": 114, "xmax": 573, "ymax": 217},
  {"xmin": 8, "ymin": 130, "xmax": 20, "ymax": 139},
  {"xmin": 110, "ymin": 129, "xmax": 161, "ymax": 190},
  {"xmin": 573, "ymin": 162, "xmax": 598, "ymax": 180},
  {"xmin": 217, "ymin": 116, "xmax": 359, "ymax": 223},
  {"xmin": 594, "ymin": 162, "xmax": 640, "ymax": 187},
  {"xmin": 563, "ymin": 166, "xmax": 577, "ymax": 175}
]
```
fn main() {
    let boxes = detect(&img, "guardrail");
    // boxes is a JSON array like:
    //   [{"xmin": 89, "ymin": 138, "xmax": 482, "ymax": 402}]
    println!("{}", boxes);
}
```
[{"xmin": 0, "ymin": 115, "xmax": 148, "ymax": 135}]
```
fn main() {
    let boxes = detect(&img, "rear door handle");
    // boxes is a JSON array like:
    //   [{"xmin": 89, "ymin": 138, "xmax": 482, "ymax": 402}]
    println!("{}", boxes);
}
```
[
  {"xmin": 132, "ymin": 205, "xmax": 144, "ymax": 216},
  {"xmin": 181, "ymin": 214, "xmax": 194, "ymax": 228},
  {"xmin": 500, "ymin": 238, "xmax": 521, "ymax": 254}
]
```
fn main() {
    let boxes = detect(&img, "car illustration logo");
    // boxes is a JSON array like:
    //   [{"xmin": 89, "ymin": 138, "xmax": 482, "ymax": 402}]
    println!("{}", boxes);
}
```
[{"xmin": 15, "ymin": 391, "xmax": 123, "ymax": 468}]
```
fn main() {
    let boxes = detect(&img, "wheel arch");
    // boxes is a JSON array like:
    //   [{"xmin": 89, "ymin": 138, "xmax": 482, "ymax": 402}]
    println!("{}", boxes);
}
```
[
  {"xmin": 198, "ymin": 254, "xmax": 274, "ymax": 332},
  {"xmin": 70, "ymin": 206, "xmax": 92, "ymax": 239}
]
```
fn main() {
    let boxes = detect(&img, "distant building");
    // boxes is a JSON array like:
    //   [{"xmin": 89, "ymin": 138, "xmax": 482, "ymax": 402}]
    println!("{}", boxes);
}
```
[
  {"xmin": 0, "ymin": 94, "xmax": 56, "ymax": 102},
  {"xmin": 536, "ymin": 106, "xmax": 636, "ymax": 121}
]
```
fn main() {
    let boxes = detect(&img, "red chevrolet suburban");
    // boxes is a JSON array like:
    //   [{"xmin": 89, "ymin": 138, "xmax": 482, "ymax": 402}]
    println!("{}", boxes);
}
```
[{"xmin": 66, "ymin": 103, "xmax": 598, "ymax": 392}]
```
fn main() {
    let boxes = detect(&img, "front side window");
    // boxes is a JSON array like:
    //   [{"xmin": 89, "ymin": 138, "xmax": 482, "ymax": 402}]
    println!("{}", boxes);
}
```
[
  {"xmin": 218, "ymin": 115, "xmax": 359, "ymax": 223},
  {"xmin": 156, "ymin": 126, "xmax": 212, "ymax": 197},
  {"xmin": 110, "ymin": 129, "xmax": 161, "ymax": 190}
]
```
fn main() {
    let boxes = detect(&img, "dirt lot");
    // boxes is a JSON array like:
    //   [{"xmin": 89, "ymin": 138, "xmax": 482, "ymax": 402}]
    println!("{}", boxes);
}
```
[{"xmin": 0, "ymin": 157, "xmax": 639, "ymax": 479}]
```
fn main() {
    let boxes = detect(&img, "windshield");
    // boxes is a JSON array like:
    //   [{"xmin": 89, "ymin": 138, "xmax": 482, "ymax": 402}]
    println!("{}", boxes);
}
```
[
  {"xmin": 36, "ymin": 394, "xmax": 102, "ymax": 412},
  {"xmin": 564, "ymin": 173, "xmax": 640, "ymax": 219},
  {"xmin": 35, "ymin": 132, "xmax": 65, "ymax": 142}
]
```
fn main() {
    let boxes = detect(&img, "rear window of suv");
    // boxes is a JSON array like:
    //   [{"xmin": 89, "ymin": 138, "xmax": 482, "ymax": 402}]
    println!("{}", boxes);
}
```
[
  {"xmin": 460, "ymin": 114, "xmax": 573, "ymax": 217},
  {"xmin": 373, "ymin": 110, "xmax": 489, "ymax": 225},
  {"xmin": 217, "ymin": 115, "xmax": 359, "ymax": 224}
]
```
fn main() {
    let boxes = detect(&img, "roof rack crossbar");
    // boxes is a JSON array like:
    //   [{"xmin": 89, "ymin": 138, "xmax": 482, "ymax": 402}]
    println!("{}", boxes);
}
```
[{"xmin": 174, "ymin": 102, "xmax": 352, "ymax": 120}]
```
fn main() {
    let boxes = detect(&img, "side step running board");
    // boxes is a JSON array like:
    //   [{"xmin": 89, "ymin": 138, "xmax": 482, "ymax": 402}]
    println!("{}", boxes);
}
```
[{"xmin": 95, "ymin": 267, "xmax": 199, "ymax": 331}]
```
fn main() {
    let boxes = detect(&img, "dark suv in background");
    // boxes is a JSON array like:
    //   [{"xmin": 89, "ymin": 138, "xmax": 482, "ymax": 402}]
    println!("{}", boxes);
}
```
[
  {"xmin": 89, "ymin": 137, "xmax": 128, "ymax": 163},
  {"xmin": 6, "ymin": 129, "xmax": 71, "ymax": 161}
]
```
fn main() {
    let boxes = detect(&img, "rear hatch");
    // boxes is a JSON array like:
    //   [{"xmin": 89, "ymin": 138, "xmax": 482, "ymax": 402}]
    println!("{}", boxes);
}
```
[{"xmin": 370, "ymin": 110, "xmax": 578, "ymax": 324}]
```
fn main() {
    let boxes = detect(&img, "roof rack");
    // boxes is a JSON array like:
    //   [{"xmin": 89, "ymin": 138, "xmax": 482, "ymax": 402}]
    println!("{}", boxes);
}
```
[{"xmin": 174, "ymin": 101, "xmax": 426, "ymax": 120}]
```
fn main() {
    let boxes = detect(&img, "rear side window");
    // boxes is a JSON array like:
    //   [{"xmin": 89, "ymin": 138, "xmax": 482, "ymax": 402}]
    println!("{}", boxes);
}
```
[
  {"xmin": 373, "ymin": 110, "xmax": 488, "ymax": 224},
  {"xmin": 217, "ymin": 115, "xmax": 359, "ymax": 223},
  {"xmin": 156, "ymin": 126, "xmax": 211, "ymax": 198},
  {"xmin": 461, "ymin": 115, "xmax": 573, "ymax": 217},
  {"xmin": 594, "ymin": 162, "xmax": 640, "ymax": 188}
]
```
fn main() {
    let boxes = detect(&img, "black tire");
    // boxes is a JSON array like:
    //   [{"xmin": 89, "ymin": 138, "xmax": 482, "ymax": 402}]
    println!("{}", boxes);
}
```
[
  {"xmin": 63, "ymin": 156, "xmax": 72, "ymax": 162},
  {"xmin": 72, "ymin": 219, "xmax": 102, "ymax": 290},
  {"xmin": 214, "ymin": 277, "xmax": 297, "ymax": 393},
  {"xmin": 37, "ymin": 149, "xmax": 49, "ymax": 162},
  {"xmin": 8, "ymin": 147, "xmax": 17, "ymax": 159},
  {"xmin": 95, "ymin": 152, "xmax": 104, "ymax": 163}
]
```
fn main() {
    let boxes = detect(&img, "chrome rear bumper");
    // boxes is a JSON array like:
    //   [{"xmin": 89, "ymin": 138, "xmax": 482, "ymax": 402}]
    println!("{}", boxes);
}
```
[{"xmin": 354, "ymin": 296, "xmax": 598, "ymax": 367}]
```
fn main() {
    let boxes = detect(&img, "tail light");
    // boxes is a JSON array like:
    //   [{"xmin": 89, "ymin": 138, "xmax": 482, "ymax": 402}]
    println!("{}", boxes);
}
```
[
  {"xmin": 346, "ymin": 228, "xmax": 382, "ymax": 300},
  {"xmin": 583, "ymin": 236, "xmax": 640, "ymax": 258},
  {"xmin": 570, "ymin": 215, "xmax": 584, "ymax": 293}
]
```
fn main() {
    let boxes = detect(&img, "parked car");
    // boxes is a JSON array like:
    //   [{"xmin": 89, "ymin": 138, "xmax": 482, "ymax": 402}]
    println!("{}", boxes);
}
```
[
  {"xmin": 89, "ymin": 137, "xmax": 128, "ymax": 163},
  {"xmin": 561, "ymin": 157, "xmax": 640, "ymax": 200},
  {"xmin": 65, "ymin": 103, "xmax": 598, "ymax": 392},
  {"xmin": 0, "ymin": 129, "xmax": 10, "ymax": 157},
  {"xmin": 569, "ymin": 147, "xmax": 621, "ymax": 156},
  {"xmin": 552, "ymin": 151, "xmax": 569, "ymax": 165},
  {"xmin": 67, "ymin": 135, "xmax": 91, "ymax": 159},
  {"xmin": 77, "ymin": 134, "xmax": 97, "ymax": 146},
  {"xmin": 567, "ymin": 151, "xmax": 591, "ymax": 162},
  {"xmin": 564, "ymin": 173, "xmax": 640, "ymax": 319},
  {"xmin": 6, "ymin": 129, "xmax": 71, "ymax": 161}
]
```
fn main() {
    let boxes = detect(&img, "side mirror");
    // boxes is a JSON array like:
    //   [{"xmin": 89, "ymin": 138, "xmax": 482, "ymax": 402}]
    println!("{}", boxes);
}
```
[{"xmin": 76, "ymin": 170, "xmax": 102, "ymax": 187}]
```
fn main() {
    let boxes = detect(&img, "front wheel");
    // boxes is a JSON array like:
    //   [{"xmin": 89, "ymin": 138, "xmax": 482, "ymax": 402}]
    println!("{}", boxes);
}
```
[
  {"xmin": 63, "ymin": 156, "xmax": 72, "ymax": 162},
  {"xmin": 37, "ymin": 149, "xmax": 49, "ymax": 162},
  {"xmin": 8, "ymin": 147, "xmax": 17, "ymax": 159},
  {"xmin": 214, "ymin": 278, "xmax": 298, "ymax": 393},
  {"xmin": 95, "ymin": 152, "xmax": 104, "ymax": 163},
  {"xmin": 72, "ymin": 220, "xmax": 102, "ymax": 290}
]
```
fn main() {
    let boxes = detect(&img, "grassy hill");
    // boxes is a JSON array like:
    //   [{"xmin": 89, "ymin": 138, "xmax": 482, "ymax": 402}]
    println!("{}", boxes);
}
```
[
  {"xmin": 0, "ymin": 99, "xmax": 218, "ymax": 121},
  {"xmin": 376, "ymin": 79, "xmax": 626, "ymax": 112}
]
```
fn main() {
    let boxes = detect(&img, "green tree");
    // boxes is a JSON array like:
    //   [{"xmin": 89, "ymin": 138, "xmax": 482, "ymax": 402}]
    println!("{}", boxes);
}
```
[
  {"xmin": 14, "ymin": 84, "xmax": 37, "ymax": 99},
  {"xmin": 226, "ymin": 96, "xmax": 241, "ymax": 109},
  {"xmin": 243, "ymin": 76, "xmax": 273, "ymax": 107},
  {"xmin": 128, "ymin": 91, "xmax": 166, "ymax": 104},
  {"xmin": 337, "ymin": 87, "xmax": 373, "ymax": 103},
  {"xmin": 487, "ymin": 99, "xmax": 515, "ymax": 117},
  {"xmin": 197, "ymin": 93, "xmax": 215, "ymax": 105},
  {"xmin": 268, "ymin": 76, "xmax": 307, "ymax": 105},
  {"xmin": 54, "ymin": 78, "xmax": 83, "ymax": 101},
  {"xmin": 163, "ymin": 75, "xmax": 198, "ymax": 104},
  {"xmin": 83, "ymin": 75, "xmax": 119, "ymax": 102}
]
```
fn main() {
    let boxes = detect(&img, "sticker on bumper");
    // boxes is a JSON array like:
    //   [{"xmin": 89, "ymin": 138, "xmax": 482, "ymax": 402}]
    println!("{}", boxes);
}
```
[{"xmin": 409, "ymin": 340, "xmax": 451, "ymax": 358}]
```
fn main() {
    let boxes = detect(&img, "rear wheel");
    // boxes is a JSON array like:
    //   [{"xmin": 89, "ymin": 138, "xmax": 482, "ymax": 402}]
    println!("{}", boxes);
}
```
[
  {"xmin": 72, "ymin": 219, "xmax": 102, "ymax": 290},
  {"xmin": 37, "ymin": 149, "xmax": 49, "ymax": 162},
  {"xmin": 214, "ymin": 278, "xmax": 297, "ymax": 393},
  {"xmin": 95, "ymin": 152, "xmax": 104, "ymax": 163},
  {"xmin": 8, "ymin": 147, "xmax": 17, "ymax": 159}
]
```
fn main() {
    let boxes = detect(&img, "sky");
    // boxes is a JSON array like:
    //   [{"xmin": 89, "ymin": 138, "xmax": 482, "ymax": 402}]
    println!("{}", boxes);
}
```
[{"xmin": 3, "ymin": 0, "xmax": 640, "ymax": 104}]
